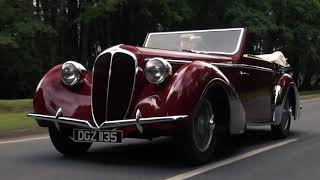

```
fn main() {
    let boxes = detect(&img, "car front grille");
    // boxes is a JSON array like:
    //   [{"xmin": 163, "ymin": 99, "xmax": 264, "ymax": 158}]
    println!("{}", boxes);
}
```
[{"xmin": 92, "ymin": 52, "xmax": 136, "ymax": 125}]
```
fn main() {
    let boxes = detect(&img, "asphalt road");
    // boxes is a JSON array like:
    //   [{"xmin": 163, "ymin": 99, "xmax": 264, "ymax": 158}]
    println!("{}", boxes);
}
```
[{"xmin": 1, "ymin": 99, "xmax": 320, "ymax": 180}]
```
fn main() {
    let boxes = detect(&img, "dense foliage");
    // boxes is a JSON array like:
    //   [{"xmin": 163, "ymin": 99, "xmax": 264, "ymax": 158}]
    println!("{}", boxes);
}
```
[{"xmin": 0, "ymin": 0, "xmax": 319, "ymax": 99}]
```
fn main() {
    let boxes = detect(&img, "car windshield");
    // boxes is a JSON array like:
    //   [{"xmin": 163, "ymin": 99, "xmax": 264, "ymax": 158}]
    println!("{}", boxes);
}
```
[{"xmin": 144, "ymin": 28, "xmax": 244, "ymax": 55}]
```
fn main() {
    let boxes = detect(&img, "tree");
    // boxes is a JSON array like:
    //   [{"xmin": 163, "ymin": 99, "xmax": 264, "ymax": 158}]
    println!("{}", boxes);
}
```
[
  {"xmin": 0, "ymin": 0, "xmax": 319, "ymax": 98},
  {"xmin": 0, "ymin": 0, "xmax": 56, "ymax": 98}
]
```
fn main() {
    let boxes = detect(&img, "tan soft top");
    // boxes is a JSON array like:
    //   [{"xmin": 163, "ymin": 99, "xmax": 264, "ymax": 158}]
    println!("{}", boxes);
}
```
[{"xmin": 255, "ymin": 51, "xmax": 289, "ymax": 67}]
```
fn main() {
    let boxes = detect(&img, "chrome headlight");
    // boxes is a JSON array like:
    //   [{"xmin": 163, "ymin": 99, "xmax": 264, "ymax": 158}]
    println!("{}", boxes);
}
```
[
  {"xmin": 144, "ymin": 58, "xmax": 172, "ymax": 84},
  {"xmin": 61, "ymin": 61, "xmax": 86, "ymax": 86}
]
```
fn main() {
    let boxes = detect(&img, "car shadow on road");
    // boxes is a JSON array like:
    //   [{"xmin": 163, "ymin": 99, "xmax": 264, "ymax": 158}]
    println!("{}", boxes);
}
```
[{"xmin": 59, "ymin": 128, "xmax": 305, "ymax": 168}]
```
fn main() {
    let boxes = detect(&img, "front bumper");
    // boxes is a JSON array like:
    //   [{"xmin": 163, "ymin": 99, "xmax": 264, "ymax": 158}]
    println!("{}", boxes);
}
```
[{"xmin": 27, "ymin": 109, "xmax": 188, "ymax": 133}]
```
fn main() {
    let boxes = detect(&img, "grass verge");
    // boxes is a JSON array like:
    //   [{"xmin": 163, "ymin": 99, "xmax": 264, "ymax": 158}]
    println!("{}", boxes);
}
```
[
  {"xmin": 0, "ymin": 99, "xmax": 37, "ymax": 131},
  {"xmin": 300, "ymin": 90, "xmax": 320, "ymax": 101},
  {"xmin": 0, "ymin": 112, "xmax": 37, "ymax": 130}
]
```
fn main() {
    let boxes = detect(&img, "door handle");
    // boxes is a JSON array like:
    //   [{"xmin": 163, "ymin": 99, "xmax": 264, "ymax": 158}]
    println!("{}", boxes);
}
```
[{"xmin": 240, "ymin": 71, "xmax": 250, "ymax": 76}]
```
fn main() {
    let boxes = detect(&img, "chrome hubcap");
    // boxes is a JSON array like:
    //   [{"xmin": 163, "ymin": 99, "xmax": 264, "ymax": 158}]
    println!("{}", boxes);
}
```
[{"xmin": 194, "ymin": 99, "xmax": 215, "ymax": 152}]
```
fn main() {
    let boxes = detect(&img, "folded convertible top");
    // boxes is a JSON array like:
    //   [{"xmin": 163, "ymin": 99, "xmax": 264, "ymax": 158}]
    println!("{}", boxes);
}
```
[{"xmin": 255, "ymin": 51, "xmax": 289, "ymax": 67}]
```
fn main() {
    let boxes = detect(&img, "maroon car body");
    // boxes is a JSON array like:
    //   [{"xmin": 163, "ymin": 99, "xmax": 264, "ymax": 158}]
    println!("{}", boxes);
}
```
[{"xmin": 28, "ymin": 28, "xmax": 301, "ymax": 163}]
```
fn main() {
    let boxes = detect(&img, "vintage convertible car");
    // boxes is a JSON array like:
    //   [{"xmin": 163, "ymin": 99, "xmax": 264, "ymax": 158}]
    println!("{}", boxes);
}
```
[{"xmin": 28, "ymin": 28, "xmax": 301, "ymax": 164}]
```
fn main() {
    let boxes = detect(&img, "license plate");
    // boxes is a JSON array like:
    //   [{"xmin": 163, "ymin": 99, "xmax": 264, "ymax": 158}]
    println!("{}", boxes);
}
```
[{"xmin": 73, "ymin": 129, "xmax": 122, "ymax": 143}]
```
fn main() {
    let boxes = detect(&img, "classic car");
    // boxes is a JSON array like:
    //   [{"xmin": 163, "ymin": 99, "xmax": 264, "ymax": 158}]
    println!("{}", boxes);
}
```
[{"xmin": 28, "ymin": 28, "xmax": 301, "ymax": 164}]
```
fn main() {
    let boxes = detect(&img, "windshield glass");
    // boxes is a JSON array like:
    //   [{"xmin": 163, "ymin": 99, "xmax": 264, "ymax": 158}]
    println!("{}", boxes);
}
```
[{"xmin": 144, "ymin": 28, "xmax": 244, "ymax": 55}]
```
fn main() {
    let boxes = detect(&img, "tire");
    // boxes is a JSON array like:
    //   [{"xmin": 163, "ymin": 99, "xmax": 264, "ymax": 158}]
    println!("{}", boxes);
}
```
[
  {"xmin": 182, "ymin": 97, "xmax": 218, "ymax": 165},
  {"xmin": 49, "ymin": 127, "xmax": 92, "ymax": 156},
  {"xmin": 271, "ymin": 96, "xmax": 292, "ymax": 139}
]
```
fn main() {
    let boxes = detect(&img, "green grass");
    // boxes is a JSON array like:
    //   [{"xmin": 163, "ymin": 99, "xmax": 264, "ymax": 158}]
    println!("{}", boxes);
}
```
[
  {"xmin": 0, "ymin": 99, "xmax": 37, "ymax": 130},
  {"xmin": 0, "ymin": 90, "xmax": 319, "ymax": 131},
  {"xmin": 0, "ymin": 99, "xmax": 33, "ymax": 113},
  {"xmin": 300, "ymin": 90, "xmax": 320, "ymax": 100},
  {"xmin": 0, "ymin": 112, "xmax": 37, "ymax": 130}
]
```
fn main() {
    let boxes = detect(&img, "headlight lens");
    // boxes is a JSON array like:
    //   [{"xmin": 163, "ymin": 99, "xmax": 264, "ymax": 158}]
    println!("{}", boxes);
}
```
[
  {"xmin": 61, "ymin": 61, "xmax": 86, "ymax": 86},
  {"xmin": 144, "ymin": 58, "xmax": 172, "ymax": 84}
]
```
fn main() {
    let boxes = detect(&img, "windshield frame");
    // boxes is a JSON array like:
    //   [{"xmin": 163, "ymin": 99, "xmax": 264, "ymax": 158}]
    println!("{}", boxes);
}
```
[{"xmin": 143, "ymin": 28, "xmax": 245, "ymax": 56}]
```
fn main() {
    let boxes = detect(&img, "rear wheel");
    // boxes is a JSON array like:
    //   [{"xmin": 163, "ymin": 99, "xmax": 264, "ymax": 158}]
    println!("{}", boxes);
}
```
[
  {"xmin": 49, "ymin": 127, "xmax": 92, "ymax": 156},
  {"xmin": 271, "ymin": 96, "xmax": 292, "ymax": 139}
]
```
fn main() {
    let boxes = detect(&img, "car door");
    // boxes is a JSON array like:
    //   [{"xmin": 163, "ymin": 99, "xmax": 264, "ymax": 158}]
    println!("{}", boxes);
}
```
[{"xmin": 237, "ymin": 57, "xmax": 275, "ymax": 124}]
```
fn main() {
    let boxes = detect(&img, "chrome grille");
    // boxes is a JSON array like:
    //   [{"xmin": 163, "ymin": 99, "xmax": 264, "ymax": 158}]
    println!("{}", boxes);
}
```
[{"xmin": 92, "ymin": 51, "xmax": 136, "ymax": 125}]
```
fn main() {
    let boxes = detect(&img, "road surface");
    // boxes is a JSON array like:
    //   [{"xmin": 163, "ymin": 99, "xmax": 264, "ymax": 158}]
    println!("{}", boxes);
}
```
[{"xmin": 1, "ymin": 99, "xmax": 319, "ymax": 180}]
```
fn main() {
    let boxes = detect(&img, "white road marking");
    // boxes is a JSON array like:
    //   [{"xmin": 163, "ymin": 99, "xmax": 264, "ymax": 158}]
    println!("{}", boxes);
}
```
[
  {"xmin": 166, "ymin": 138, "xmax": 299, "ymax": 180},
  {"xmin": 0, "ymin": 136, "xmax": 49, "ymax": 145}
]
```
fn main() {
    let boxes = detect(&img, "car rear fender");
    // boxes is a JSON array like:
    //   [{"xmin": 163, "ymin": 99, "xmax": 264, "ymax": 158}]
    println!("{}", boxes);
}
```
[{"xmin": 273, "ymin": 74, "xmax": 301, "ymax": 125}]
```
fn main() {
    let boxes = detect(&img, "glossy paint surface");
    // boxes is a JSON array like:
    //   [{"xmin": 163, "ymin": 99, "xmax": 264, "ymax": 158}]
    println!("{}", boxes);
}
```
[
  {"xmin": 121, "ymin": 46, "xmax": 231, "ymax": 119},
  {"xmin": 236, "ymin": 57, "xmax": 275, "ymax": 123},
  {"xmin": 33, "ymin": 65, "xmax": 94, "ymax": 126},
  {"xmin": 131, "ymin": 61, "xmax": 228, "ymax": 117},
  {"xmin": 275, "ymin": 73, "xmax": 300, "ymax": 121},
  {"xmin": 32, "ymin": 28, "xmax": 299, "ymax": 137},
  {"xmin": 119, "ymin": 43, "xmax": 276, "ymax": 125},
  {"xmin": 118, "ymin": 44, "xmax": 250, "ymax": 135}
]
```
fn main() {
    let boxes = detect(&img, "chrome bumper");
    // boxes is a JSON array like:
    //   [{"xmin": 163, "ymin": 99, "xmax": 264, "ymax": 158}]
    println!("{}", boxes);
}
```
[{"xmin": 27, "ymin": 110, "xmax": 188, "ymax": 133}]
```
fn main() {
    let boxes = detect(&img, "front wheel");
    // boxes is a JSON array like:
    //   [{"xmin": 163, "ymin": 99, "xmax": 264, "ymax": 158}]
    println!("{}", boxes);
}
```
[
  {"xmin": 183, "ymin": 98, "xmax": 217, "ymax": 164},
  {"xmin": 49, "ymin": 127, "xmax": 92, "ymax": 156},
  {"xmin": 271, "ymin": 96, "xmax": 292, "ymax": 139}
]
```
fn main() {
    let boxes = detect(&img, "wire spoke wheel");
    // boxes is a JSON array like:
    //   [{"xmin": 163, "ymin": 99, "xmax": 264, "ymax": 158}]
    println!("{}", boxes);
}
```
[
  {"xmin": 181, "ymin": 89, "xmax": 230, "ymax": 165},
  {"xmin": 193, "ymin": 99, "xmax": 215, "ymax": 152}
]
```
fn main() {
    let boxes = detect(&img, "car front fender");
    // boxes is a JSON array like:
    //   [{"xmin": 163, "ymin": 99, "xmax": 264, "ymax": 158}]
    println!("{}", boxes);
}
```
[
  {"xmin": 132, "ymin": 61, "xmax": 246, "ymax": 134},
  {"xmin": 33, "ymin": 65, "xmax": 94, "ymax": 127}
]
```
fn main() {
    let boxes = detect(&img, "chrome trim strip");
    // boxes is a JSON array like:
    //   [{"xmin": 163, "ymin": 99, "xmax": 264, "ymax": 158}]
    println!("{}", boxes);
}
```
[
  {"xmin": 27, "ymin": 113, "xmax": 188, "ymax": 129},
  {"xmin": 243, "ymin": 54, "xmax": 264, "ymax": 60},
  {"xmin": 212, "ymin": 63, "xmax": 273, "ymax": 72},
  {"xmin": 145, "ymin": 58, "xmax": 192, "ymax": 64},
  {"xmin": 144, "ymin": 58, "xmax": 274, "ymax": 72},
  {"xmin": 212, "ymin": 63, "xmax": 235, "ymax": 68},
  {"xmin": 105, "ymin": 52, "xmax": 114, "ymax": 121},
  {"xmin": 239, "ymin": 64, "xmax": 273, "ymax": 72},
  {"xmin": 143, "ymin": 28, "xmax": 245, "ymax": 56},
  {"xmin": 135, "ymin": 109, "xmax": 143, "ymax": 133},
  {"xmin": 27, "ymin": 113, "xmax": 96, "ymax": 129},
  {"xmin": 99, "ymin": 115, "xmax": 188, "ymax": 129},
  {"xmin": 92, "ymin": 45, "xmax": 138, "ymax": 125},
  {"xmin": 54, "ymin": 108, "xmax": 63, "ymax": 131}
]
